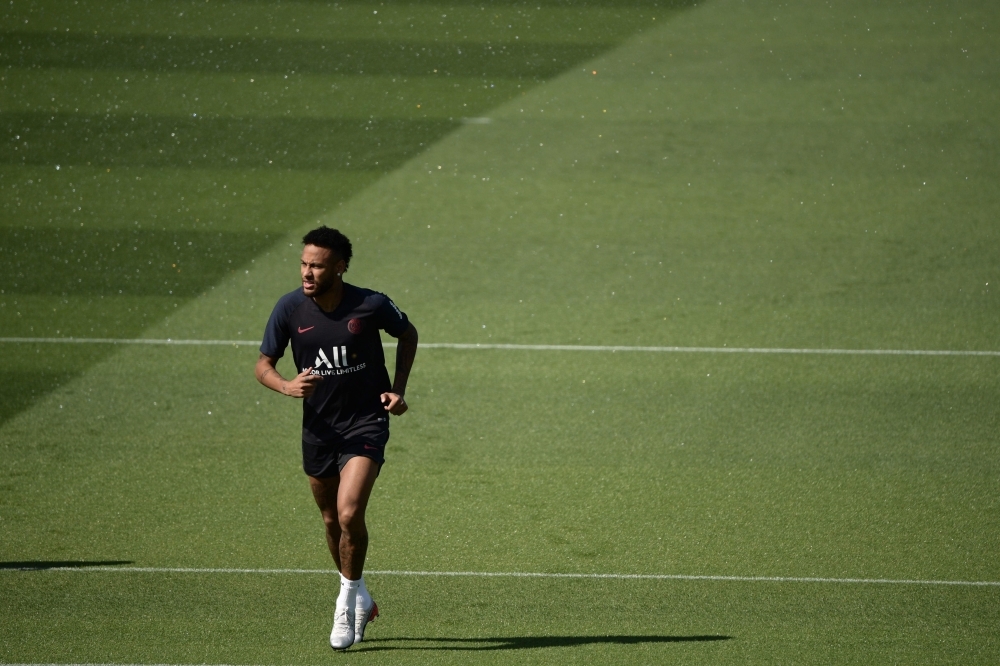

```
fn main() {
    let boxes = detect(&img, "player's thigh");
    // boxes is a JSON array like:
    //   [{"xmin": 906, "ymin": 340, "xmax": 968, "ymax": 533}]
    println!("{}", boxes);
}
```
[
  {"xmin": 309, "ymin": 474, "xmax": 340, "ymax": 514},
  {"xmin": 337, "ymin": 456, "xmax": 380, "ymax": 517}
]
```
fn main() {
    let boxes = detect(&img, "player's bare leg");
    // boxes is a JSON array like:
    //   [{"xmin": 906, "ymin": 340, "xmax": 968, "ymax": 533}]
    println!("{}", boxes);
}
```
[
  {"xmin": 308, "ymin": 457, "xmax": 379, "ymax": 573},
  {"xmin": 309, "ymin": 457, "xmax": 381, "ymax": 648},
  {"xmin": 308, "ymin": 473, "xmax": 343, "ymax": 570},
  {"xmin": 334, "ymin": 456, "xmax": 379, "ymax": 576}
]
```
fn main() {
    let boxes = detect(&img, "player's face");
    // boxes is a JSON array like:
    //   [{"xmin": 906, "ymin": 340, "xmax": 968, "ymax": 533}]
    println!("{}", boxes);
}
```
[{"xmin": 301, "ymin": 244, "xmax": 344, "ymax": 297}]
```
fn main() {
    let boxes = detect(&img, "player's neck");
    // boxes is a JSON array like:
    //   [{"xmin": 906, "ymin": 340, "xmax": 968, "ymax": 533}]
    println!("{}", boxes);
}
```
[{"xmin": 312, "ymin": 280, "xmax": 345, "ymax": 312}]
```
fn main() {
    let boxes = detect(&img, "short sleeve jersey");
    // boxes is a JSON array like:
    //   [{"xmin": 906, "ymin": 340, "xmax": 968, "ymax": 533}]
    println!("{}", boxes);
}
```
[{"xmin": 260, "ymin": 284, "xmax": 410, "ymax": 445}]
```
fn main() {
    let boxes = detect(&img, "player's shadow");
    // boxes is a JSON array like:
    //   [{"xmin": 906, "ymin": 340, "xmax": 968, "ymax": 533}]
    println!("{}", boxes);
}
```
[
  {"xmin": 359, "ymin": 634, "xmax": 731, "ymax": 652},
  {"xmin": 0, "ymin": 560, "xmax": 133, "ymax": 570}
]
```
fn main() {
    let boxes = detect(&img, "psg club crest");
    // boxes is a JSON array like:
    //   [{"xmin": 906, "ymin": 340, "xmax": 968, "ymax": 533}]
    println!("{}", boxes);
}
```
[{"xmin": 348, "ymin": 318, "xmax": 365, "ymax": 334}]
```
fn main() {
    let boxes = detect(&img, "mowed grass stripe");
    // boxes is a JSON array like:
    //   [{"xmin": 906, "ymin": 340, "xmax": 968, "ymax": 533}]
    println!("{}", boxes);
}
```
[
  {"xmin": 0, "ymin": 0, "xmax": 685, "ymax": 428},
  {"xmin": 0, "ymin": 31, "xmax": 621, "ymax": 79},
  {"xmin": 2, "ymin": 337, "xmax": 1000, "ymax": 357},
  {"xmin": 5, "ymin": 566, "xmax": 1000, "ymax": 587},
  {"xmin": 3, "ymin": 2, "xmax": 672, "ymax": 43},
  {"xmin": 0, "ymin": 69, "xmax": 523, "ymax": 120}
]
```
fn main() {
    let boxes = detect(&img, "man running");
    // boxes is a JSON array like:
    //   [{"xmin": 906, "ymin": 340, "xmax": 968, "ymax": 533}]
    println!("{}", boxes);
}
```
[{"xmin": 255, "ymin": 226, "xmax": 418, "ymax": 650}]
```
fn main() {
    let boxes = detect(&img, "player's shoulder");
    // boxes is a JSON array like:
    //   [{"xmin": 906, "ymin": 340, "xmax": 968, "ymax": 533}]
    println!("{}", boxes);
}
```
[
  {"xmin": 276, "ymin": 287, "xmax": 308, "ymax": 306},
  {"xmin": 345, "ymin": 284, "xmax": 408, "ymax": 334},
  {"xmin": 345, "ymin": 283, "xmax": 394, "ymax": 309},
  {"xmin": 271, "ymin": 288, "xmax": 309, "ymax": 318}
]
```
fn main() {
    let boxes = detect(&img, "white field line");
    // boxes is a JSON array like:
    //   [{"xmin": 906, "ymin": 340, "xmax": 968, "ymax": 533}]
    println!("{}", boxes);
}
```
[
  {"xmin": 1, "ymin": 337, "xmax": 999, "ymax": 357},
  {"xmin": 5, "ymin": 566, "xmax": 999, "ymax": 587}
]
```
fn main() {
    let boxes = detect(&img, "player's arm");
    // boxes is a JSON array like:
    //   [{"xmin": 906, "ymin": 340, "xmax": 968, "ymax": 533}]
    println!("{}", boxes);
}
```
[
  {"xmin": 255, "ymin": 353, "xmax": 321, "ymax": 398},
  {"xmin": 382, "ymin": 323, "xmax": 418, "ymax": 415}
]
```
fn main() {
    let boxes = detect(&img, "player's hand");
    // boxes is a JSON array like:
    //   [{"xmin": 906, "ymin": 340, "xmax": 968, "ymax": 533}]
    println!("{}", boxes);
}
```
[
  {"xmin": 381, "ymin": 392, "xmax": 407, "ymax": 415},
  {"xmin": 284, "ymin": 367, "xmax": 322, "ymax": 398}
]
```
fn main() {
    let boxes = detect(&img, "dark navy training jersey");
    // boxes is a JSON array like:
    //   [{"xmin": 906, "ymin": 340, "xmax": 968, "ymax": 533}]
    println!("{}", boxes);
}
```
[{"xmin": 260, "ymin": 284, "xmax": 410, "ymax": 444}]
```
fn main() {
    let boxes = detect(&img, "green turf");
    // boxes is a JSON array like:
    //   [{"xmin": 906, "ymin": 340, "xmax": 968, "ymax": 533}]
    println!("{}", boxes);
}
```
[
  {"xmin": 3, "ymin": 0, "xmax": 1000, "ymax": 663},
  {"xmin": 4, "ymin": 573, "xmax": 998, "ymax": 663},
  {"xmin": 0, "ymin": 0, "xmax": 686, "ymax": 424}
]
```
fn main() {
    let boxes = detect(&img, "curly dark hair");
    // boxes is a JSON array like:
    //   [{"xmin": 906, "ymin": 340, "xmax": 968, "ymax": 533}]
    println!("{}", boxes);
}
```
[{"xmin": 302, "ymin": 226, "xmax": 352, "ymax": 268}]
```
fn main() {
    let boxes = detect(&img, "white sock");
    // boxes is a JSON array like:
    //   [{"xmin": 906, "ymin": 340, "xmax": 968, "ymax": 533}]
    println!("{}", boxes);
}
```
[
  {"xmin": 356, "ymin": 576, "xmax": 372, "ymax": 609},
  {"xmin": 336, "ymin": 574, "xmax": 359, "ymax": 611}
]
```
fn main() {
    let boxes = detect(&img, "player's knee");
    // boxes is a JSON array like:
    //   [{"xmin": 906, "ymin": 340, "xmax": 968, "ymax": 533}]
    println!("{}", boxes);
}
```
[
  {"xmin": 337, "ymin": 504, "xmax": 365, "ymax": 533},
  {"xmin": 321, "ymin": 510, "xmax": 339, "ymax": 531}
]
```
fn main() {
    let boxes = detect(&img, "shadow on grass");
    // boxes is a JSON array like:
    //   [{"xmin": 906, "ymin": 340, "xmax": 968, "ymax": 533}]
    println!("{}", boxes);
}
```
[
  {"xmin": 1, "ymin": 113, "xmax": 456, "ymax": 171},
  {"xmin": 0, "ymin": 367, "xmax": 95, "ymax": 425},
  {"xmin": 0, "ymin": 32, "xmax": 612, "ymax": 80},
  {"xmin": 0, "ymin": 560, "xmax": 133, "ymax": 570},
  {"xmin": 0, "ymin": 0, "xmax": 703, "ymax": 78},
  {"xmin": 291, "ymin": 0, "xmax": 694, "ymax": 6},
  {"xmin": 359, "ymin": 634, "xmax": 731, "ymax": 651},
  {"xmin": 0, "ymin": 0, "xmax": 703, "ymax": 424},
  {"xmin": 1, "ymin": 226, "xmax": 283, "ymax": 297}
]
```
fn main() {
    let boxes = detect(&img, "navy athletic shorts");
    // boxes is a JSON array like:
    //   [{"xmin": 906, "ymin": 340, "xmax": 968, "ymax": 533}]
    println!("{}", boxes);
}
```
[{"xmin": 302, "ymin": 430, "xmax": 389, "ymax": 478}]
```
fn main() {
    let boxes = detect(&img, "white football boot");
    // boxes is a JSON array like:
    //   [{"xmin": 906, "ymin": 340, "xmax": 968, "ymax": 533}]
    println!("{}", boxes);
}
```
[
  {"xmin": 329, "ymin": 606, "xmax": 356, "ymax": 650},
  {"xmin": 353, "ymin": 599, "xmax": 379, "ymax": 645}
]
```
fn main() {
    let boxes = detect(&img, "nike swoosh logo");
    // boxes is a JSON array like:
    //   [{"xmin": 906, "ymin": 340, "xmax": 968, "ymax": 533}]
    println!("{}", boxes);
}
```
[
  {"xmin": 363, "ymin": 445, "xmax": 381, "ymax": 452},
  {"xmin": 297, "ymin": 326, "xmax": 315, "ymax": 333}
]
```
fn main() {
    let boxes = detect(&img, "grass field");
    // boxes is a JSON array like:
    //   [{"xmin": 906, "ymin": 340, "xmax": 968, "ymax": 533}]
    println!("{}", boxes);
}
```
[{"xmin": 2, "ymin": 0, "xmax": 1000, "ymax": 663}]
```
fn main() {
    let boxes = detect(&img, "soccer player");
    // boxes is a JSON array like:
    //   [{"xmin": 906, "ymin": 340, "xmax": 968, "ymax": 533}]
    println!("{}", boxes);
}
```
[{"xmin": 255, "ymin": 226, "xmax": 418, "ymax": 650}]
